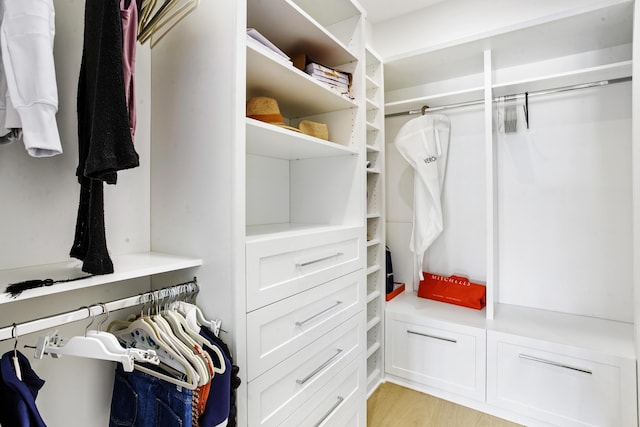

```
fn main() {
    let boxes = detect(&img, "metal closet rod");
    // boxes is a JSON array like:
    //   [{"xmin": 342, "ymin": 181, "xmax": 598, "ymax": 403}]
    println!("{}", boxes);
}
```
[
  {"xmin": 384, "ymin": 76, "xmax": 632, "ymax": 118},
  {"xmin": 0, "ymin": 278, "xmax": 198, "ymax": 342}
]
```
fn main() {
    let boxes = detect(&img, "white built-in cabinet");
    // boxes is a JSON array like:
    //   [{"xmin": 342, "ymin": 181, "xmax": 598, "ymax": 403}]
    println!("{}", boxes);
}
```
[
  {"xmin": 364, "ymin": 46, "xmax": 386, "ymax": 396},
  {"xmin": 242, "ymin": 0, "xmax": 368, "ymax": 426},
  {"xmin": 0, "ymin": 0, "xmax": 369, "ymax": 426},
  {"xmin": 383, "ymin": 1, "xmax": 639, "ymax": 426}
]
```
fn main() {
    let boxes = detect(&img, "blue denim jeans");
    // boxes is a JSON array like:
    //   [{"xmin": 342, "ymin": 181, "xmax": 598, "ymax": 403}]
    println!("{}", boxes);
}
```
[{"xmin": 109, "ymin": 365, "xmax": 193, "ymax": 427}]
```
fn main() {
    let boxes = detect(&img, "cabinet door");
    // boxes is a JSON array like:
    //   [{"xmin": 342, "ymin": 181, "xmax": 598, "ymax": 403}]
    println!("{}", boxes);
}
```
[
  {"xmin": 385, "ymin": 315, "xmax": 486, "ymax": 401},
  {"xmin": 246, "ymin": 226, "xmax": 362, "ymax": 310},
  {"xmin": 247, "ymin": 269, "xmax": 365, "ymax": 380},
  {"xmin": 487, "ymin": 331, "xmax": 637, "ymax": 427}
]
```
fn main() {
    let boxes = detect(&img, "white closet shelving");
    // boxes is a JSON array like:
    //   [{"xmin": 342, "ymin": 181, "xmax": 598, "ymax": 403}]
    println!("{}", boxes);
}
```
[
  {"xmin": 0, "ymin": 253, "xmax": 201, "ymax": 305},
  {"xmin": 364, "ymin": 46, "xmax": 385, "ymax": 397},
  {"xmin": 383, "ymin": 1, "xmax": 638, "ymax": 425},
  {"xmin": 241, "ymin": 0, "xmax": 369, "ymax": 425}
]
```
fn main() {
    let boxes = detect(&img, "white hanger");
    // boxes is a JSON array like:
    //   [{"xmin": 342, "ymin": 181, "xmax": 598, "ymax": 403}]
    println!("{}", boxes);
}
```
[
  {"xmin": 151, "ymin": 313, "xmax": 210, "ymax": 385},
  {"xmin": 172, "ymin": 300, "xmax": 222, "ymax": 336},
  {"xmin": 11, "ymin": 324, "xmax": 22, "ymax": 381},
  {"xmin": 147, "ymin": 287, "xmax": 210, "ymax": 384},
  {"xmin": 108, "ymin": 316, "xmax": 199, "ymax": 390},
  {"xmin": 33, "ymin": 306, "xmax": 160, "ymax": 372},
  {"xmin": 34, "ymin": 330, "xmax": 159, "ymax": 372},
  {"xmin": 164, "ymin": 308, "xmax": 225, "ymax": 375}
]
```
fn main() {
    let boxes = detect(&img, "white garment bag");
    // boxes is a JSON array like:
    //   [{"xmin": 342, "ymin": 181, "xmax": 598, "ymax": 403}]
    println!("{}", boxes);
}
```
[{"xmin": 394, "ymin": 113, "xmax": 451, "ymax": 284}]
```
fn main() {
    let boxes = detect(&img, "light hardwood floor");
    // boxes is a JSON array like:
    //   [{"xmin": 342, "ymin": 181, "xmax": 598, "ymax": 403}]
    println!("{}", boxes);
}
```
[{"xmin": 367, "ymin": 382, "xmax": 523, "ymax": 427}]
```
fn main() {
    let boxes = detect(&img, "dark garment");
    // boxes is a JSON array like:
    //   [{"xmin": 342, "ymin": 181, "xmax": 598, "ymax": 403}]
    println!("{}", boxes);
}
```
[
  {"xmin": 200, "ymin": 328, "xmax": 241, "ymax": 427},
  {"xmin": 199, "ymin": 335, "xmax": 230, "ymax": 427},
  {"xmin": 71, "ymin": 0, "xmax": 139, "ymax": 275},
  {"xmin": 0, "ymin": 351, "xmax": 47, "ymax": 427},
  {"xmin": 109, "ymin": 365, "xmax": 193, "ymax": 427}
]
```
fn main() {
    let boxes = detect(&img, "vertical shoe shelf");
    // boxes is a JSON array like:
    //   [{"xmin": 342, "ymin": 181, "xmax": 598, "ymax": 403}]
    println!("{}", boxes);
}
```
[{"xmin": 364, "ymin": 46, "xmax": 385, "ymax": 396}]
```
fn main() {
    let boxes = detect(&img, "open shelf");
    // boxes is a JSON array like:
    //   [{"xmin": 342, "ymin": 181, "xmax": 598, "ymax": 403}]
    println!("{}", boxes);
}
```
[
  {"xmin": 386, "ymin": 291, "xmax": 487, "ymax": 329},
  {"xmin": 245, "ymin": 223, "xmax": 360, "ymax": 242},
  {"xmin": 0, "ymin": 252, "xmax": 202, "ymax": 305},
  {"xmin": 246, "ymin": 118, "xmax": 357, "ymax": 159},
  {"xmin": 247, "ymin": 44, "xmax": 357, "ymax": 118},
  {"xmin": 489, "ymin": 303, "xmax": 635, "ymax": 360},
  {"xmin": 492, "ymin": 60, "xmax": 632, "ymax": 97},
  {"xmin": 247, "ymin": 0, "xmax": 357, "ymax": 68},
  {"xmin": 366, "ymin": 341, "xmax": 381, "ymax": 359},
  {"xmin": 384, "ymin": 0, "xmax": 633, "ymax": 116},
  {"xmin": 367, "ymin": 290, "xmax": 381, "ymax": 304}
]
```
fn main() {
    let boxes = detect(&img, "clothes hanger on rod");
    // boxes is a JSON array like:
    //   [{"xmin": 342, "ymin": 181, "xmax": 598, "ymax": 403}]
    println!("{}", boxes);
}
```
[
  {"xmin": 108, "ymin": 294, "xmax": 200, "ymax": 390},
  {"xmin": 171, "ymin": 279, "xmax": 223, "ymax": 336},
  {"xmin": 85, "ymin": 303, "xmax": 159, "ymax": 367},
  {"xmin": 148, "ymin": 292, "xmax": 211, "ymax": 385},
  {"xmin": 160, "ymin": 282, "xmax": 224, "ymax": 374},
  {"xmin": 34, "ymin": 306, "xmax": 160, "ymax": 372},
  {"xmin": 11, "ymin": 324, "xmax": 22, "ymax": 381},
  {"xmin": 165, "ymin": 302, "xmax": 225, "ymax": 374}
]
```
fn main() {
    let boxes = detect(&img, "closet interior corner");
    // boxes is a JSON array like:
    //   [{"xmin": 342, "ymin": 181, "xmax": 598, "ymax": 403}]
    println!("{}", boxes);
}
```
[
  {"xmin": 382, "ymin": 0, "xmax": 639, "ymax": 425},
  {"xmin": 1, "ymin": 0, "xmax": 639, "ymax": 425}
]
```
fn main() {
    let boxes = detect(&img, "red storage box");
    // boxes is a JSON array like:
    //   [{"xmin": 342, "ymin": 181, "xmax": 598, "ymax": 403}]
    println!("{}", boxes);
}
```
[{"xmin": 417, "ymin": 272, "xmax": 486, "ymax": 310}]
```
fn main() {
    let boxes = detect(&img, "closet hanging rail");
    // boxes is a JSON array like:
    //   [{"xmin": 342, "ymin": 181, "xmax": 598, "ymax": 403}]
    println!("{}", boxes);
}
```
[
  {"xmin": 0, "ymin": 279, "xmax": 198, "ymax": 342},
  {"xmin": 384, "ymin": 76, "xmax": 632, "ymax": 118}
]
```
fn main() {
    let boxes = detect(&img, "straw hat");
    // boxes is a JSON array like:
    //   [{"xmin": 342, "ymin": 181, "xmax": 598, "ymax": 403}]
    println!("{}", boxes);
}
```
[
  {"xmin": 299, "ymin": 120, "xmax": 329, "ymax": 140},
  {"xmin": 246, "ymin": 97, "xmax": 300, "ymax": 132}
]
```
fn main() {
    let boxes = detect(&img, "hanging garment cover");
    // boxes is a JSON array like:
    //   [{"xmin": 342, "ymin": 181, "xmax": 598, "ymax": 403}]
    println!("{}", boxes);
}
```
[
  {"xmin": 0, "ymin": 0, "xmax": 62, "ymax": 157},
  {"xmin": 394, "ymin": 114, "xmax": 451, "ymax": 284},
  {"xmin": 0, "ymin": 351, "xmax": 47, "ymax": 427},
  {"xmin": 71, "ymin": 0, "xmax": 140, "ymax": 275}
]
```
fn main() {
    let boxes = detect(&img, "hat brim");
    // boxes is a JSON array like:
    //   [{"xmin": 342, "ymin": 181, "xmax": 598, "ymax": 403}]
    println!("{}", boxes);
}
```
[{"xmin": 272, "ymin": 123, "xmax": 302, "ymax": 133}]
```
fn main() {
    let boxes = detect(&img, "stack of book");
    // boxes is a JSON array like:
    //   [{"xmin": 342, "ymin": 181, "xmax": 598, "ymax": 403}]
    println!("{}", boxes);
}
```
[{"xmin": 304, "ymin": 62, "xmax": 352, "ymax": 98}]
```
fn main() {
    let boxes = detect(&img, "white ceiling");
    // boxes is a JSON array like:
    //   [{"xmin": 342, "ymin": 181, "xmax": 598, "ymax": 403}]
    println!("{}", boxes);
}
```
[{"xmin": 358, "ymin": 0, "xmax": 450, "ymax": 23}]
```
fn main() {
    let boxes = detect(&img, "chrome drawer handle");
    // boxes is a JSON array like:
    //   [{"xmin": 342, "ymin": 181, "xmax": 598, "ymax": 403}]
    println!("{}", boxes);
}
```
[
  {"xmin": 296, "ymin": 349, "xmax": 343, "ymax": 385},
  {"xmin": 312, "ymin": 396, "xmax": 344, "ymax": 427},
  {"xmin": 407, "ymin": 330, "xmax": 457, "ymax": 343},
  {"xmin": 296, "ymin": 301, "xmax": 343, "ymax": 326},
  {"xmin": 295, "ymin": 252, "xmax": 344, "ymax": 268},
  {"xmin": 519, "ymin": 354, "xmax": 593, "ymax": 375}
]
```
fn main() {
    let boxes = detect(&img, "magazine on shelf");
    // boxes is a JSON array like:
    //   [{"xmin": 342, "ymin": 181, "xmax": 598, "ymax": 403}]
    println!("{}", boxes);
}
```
[
  {"xmin": 246, "ymin": 28, "xmax": 291, "ymax": 61},
  {"xmin": 304, "ymin": 62, "xmax": 350, "ymax": 85}
]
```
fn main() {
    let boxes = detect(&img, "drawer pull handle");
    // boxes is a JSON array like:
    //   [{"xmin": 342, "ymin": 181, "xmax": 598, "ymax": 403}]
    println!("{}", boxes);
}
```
[
  {"xmin": 407, "ymin": 330, "xmax": 457, "ymax": 343},
  {"xmin": 312, "ymin": 396, "xmax": 344, "ymax": 427},
  {"xmin": 296, "ymin": 301, "xmax": 343, "ymax": 326},
  {"xmin": 519, "ymin": 354, "xmax": 592, "ymax": 375},
  {"xmin": 296, "ymin": 349, "xmax": 343, "ymax": 385},
  {"xmin": 295, "ymin": 252, "xmax": 344, "ymax": 268}
]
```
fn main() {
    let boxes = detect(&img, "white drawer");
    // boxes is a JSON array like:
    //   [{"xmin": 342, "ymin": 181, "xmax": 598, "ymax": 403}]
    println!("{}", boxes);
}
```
[
  {"xmin": 246, "ymin": 227, "xmax": 363, "ymax": 310},
  {"xmin": 248, "ymin": 314, "xmax": 364, "ymax": 427},
  {"xmin": 385, "ymin": 315, "xmax": 486, "ymax": 401},
  {"xmin": 247, "ymin": 269, "xmax": 365, "ymax": 380},
  {"xmin": 281, "ymin": 356, "xmax": 365, "ymax": 427},
  {"xmin": 487, "ymin": 331, "xmax": 637, "ymax": 427}
]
